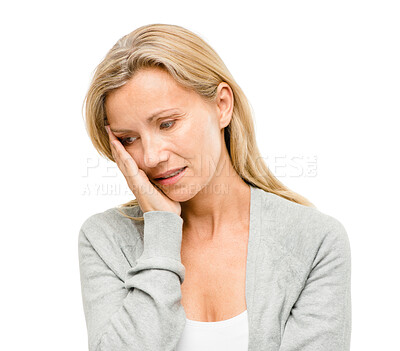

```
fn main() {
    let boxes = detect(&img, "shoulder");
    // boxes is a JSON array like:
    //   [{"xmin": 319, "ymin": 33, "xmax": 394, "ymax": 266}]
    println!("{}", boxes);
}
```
[
  {"xmin": 256, "ymin": 189, "xmax": 351, "ymax": 269},
  {"xmin": 79, "ymin": 205, "xmax": 144, "ymax": 249}
]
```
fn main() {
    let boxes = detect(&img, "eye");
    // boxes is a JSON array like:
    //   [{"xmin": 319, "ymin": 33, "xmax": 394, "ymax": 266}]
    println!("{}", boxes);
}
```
[
  {"xmin": 160, "ymin": 120, "xmax": 176, "ymax": 129},
  {"xmin": 118, "ymin": 120, "xmax": 176, "ymax": 147},
  {"xmin": 118, "ymin": 136, "xmax": 137, "ymax": 146}
]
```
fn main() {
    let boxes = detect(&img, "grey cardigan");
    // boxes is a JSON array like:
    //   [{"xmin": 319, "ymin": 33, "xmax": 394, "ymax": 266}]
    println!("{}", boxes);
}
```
[{"xmin": 78, "ymin": 185, "xmax": 352, "ymax": 351}]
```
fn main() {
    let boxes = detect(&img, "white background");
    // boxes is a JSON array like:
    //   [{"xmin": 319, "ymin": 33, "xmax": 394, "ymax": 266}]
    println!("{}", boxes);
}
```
[{"xmin": 1, "ymin": 0, "xmax": 399, "ymax": 350}]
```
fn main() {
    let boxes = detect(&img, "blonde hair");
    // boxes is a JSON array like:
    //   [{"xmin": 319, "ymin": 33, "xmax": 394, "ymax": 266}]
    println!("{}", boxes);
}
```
[{"xmin": 82, "ymin": 23, "xmax": 315, "ymax": 221}]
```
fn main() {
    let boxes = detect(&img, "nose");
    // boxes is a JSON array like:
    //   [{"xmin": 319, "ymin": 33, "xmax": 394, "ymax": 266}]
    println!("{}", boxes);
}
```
[{"xmin": 142, "ymin": 135, "xmax": 168, "ymax": 168}]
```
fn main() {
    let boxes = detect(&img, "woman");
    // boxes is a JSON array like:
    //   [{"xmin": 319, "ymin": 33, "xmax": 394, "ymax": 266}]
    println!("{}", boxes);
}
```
[{"xmin": 78, "ymin": 24, "xmax": 351, "ymax": 351}]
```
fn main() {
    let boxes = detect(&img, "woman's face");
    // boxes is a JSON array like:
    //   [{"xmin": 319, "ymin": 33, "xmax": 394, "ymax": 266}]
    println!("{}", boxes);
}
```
[{"xmin": 104, "ymin": 67, "xmax": 230, "ymax": 202}]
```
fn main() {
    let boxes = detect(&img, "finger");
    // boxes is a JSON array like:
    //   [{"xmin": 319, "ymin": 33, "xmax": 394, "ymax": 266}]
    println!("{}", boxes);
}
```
[
  {"xmin": 110, "ymin": 140, "xmax": 139, "ymax": 176},
  {"xmin": 105, "ymin": 125, "xmax": 156, "ymax": 199},
  {"xmin": 105, "ymin": 126, "xmax": 142, "ymax": 189},
  {"xmin": 109, "ymin": 141, "xmax": 119, "ymax": 164},
  {"xmin": 106, "ymin": 125, "xmax": 124, "ymax": 163},
  {"xmin": 105, "ymin": 125, "xmax": 117, "ymax": 155},
  {"xmin": 105, "ymin": 124, "xmax": 116, "ymax": 142}
]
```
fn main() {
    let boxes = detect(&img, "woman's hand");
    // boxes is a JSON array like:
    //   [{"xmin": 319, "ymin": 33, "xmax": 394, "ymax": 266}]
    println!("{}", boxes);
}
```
[{"xmin": 105, "ymin": 125, "xmax": 182, "ymax": 216}]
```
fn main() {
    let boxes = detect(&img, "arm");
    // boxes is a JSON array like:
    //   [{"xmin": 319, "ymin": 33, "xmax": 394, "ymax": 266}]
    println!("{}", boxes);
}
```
[
  {"xmin": 279, "ymin": 220, "xmax": 352, "ymax": 351},
  {"xmin": 78, "ymin": 211, "xmax": 186, "ymax": 351}
]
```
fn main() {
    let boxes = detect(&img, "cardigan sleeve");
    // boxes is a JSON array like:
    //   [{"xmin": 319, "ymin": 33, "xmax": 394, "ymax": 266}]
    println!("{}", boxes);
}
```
[
  {"xmin": 78, "ymin": 210, "xmax": 186, "ymax": 351},
  {"xmin": 279, "ymin": 220, "xmax": 352, "ymax": 351}
]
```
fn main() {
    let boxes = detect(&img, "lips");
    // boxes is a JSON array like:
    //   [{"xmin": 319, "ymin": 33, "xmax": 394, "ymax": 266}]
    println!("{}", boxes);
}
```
[{"xmin": 154, "ymin": 167, "xmax": 187, "ymax": 180}]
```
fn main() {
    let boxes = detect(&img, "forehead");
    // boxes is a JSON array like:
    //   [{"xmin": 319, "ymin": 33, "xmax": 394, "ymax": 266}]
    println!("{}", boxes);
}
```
[{"xmin": 104, "ymin": 68, "xmax": 198, "ymax": 120}]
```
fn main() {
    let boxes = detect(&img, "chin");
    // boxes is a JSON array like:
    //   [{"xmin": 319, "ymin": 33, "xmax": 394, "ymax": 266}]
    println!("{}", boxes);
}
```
[{"xmin": 160, "ymin": 183, "xmax": 198, "ymax": 202}]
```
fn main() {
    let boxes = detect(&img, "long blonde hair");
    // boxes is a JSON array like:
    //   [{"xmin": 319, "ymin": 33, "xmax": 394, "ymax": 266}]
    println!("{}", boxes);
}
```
[{"xmin": 82, "ymin": 23, "xmax": 315, "ymax": 221}]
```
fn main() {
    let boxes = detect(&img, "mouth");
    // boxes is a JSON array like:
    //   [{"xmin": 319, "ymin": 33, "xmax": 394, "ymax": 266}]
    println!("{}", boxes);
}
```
[
  {"xmin": 154, "ymin": 166, "xmax": 187, "ymax": 185},
  {"xmin": 154, "ymin": 166, "xmax": 187, "ymax": 180}
]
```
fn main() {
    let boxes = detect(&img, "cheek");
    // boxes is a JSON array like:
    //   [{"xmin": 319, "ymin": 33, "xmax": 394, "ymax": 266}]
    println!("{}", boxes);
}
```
[
  {"xmin": 189, "ymin": 123, "xmax": 222, "ymax": 172},
  {"xmin": 178, "ymin": 126, "xmax": 204, "ymax": 158},
  {"xmin": 125, "ymin": 149, "xmax": 143, "ymax": 168},
  {"xmin": 197, "ymin": 116, "xmax": 221, "ymax": 150}
]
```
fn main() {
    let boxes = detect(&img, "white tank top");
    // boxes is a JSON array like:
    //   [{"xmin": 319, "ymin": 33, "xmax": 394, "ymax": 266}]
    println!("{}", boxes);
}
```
[{"xmin": 176, "ymin": 309, "xmax": 249, "ymax": 350}]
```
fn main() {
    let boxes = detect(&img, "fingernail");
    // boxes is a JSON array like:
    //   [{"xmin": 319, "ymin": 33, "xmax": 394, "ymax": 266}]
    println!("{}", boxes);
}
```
[{"xmin": 105, "ymin": 125, "xmax": 110, "ymax": 133}]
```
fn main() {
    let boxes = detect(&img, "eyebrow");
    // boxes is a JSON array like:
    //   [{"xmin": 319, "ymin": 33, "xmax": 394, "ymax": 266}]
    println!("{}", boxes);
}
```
[{"xmin": 110, "ymin": 108, "xmax": 182, "ymax": 133}]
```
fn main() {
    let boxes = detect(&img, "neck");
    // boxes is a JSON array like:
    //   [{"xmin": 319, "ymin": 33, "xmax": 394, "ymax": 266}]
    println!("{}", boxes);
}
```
[{"xmin": 180, "ymin": 153, "xmax": 251, "ymax": 244}]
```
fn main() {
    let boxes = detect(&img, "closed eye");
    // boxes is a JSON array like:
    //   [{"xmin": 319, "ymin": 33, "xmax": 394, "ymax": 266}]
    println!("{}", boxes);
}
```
[{"xmin": 118, "ymin": 120, "xmax": 177, "ymax": 146}]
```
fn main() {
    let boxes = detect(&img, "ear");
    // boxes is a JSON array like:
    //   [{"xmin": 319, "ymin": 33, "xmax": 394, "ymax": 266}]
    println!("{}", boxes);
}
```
[{"xmin": 215, "ymin": 82, "xmax": 234, "ymax": 130}]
